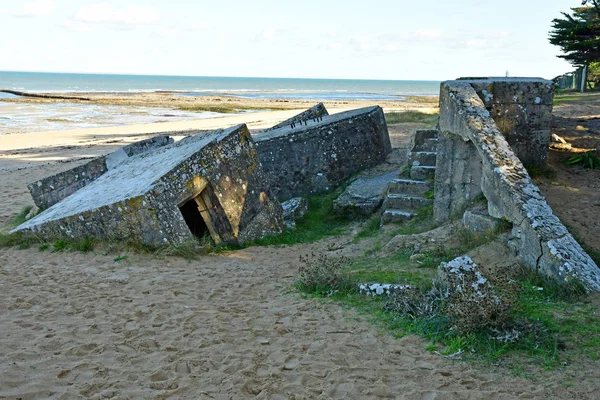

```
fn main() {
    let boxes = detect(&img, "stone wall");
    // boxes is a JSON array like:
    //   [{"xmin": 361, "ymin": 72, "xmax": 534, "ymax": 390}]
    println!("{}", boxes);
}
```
[
  {"xmin": 254, "ymin": 106, "xmax": 392, "ymax": 199},
  {"xmin": 435, "ymin": 80, "xmax": 600, "ymax": 291},
  {"xmin": 265, "ymin": 103, "xmax": 329, "ymax": 131},
  {"xmin": 458, "ymin": 77, "xmax": 554, "ymax": 166},
  {"xmin": 14, "ymin": 126, "xmax": 284, "ymax": 246},
  {"xmin": 28, "ymin": 135, "xmax": 174, "ymax": 210}
]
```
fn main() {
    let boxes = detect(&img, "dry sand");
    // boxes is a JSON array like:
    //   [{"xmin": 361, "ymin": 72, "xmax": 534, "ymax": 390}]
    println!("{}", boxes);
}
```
[{"xmin": 1, "ymin": 98, "xmax": 599, "ymax": 399}]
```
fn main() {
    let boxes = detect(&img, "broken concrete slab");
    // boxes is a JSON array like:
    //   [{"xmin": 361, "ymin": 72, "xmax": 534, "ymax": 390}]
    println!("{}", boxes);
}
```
[
  {"xmin": 333, "ymin": 171, "xmax": 397, "ymax": 215},
  {"xmin": 437, "ymin": 255, "xmax": 499, "ymax": 300},
  {"xmin": 28, "ymin": 135, "xmax": 174, "ymax": 210},
  {"xmin": 436, "ymin": 80, "xmax": 600, "ymax": 291},
  {"xmin": 254, "ymin": 106, "xmax": 392, "ymax": 200},
  {"xmin": 281, "ymin": 197, "xmax": 308, "ymax": 229},
  {"xmin": 463, "ymin": 208, "xmax": 502, "ymax": 236},
  {"xmin": 13, "ymin": 125, "xmax": 284, "ymax": 246},
  {"xmin": 265, "ymin": 103, "xmax": 329, "ymax": 131}
]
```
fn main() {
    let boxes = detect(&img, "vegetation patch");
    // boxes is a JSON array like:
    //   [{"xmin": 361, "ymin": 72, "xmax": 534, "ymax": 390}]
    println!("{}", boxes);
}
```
[{"xmin": 384, "ymin": 111, "xmax": 439, "ymax": 126}]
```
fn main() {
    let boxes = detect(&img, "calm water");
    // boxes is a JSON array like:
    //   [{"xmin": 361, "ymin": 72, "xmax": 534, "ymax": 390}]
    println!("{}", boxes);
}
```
[{"xmin": 0, "ymin": 71, "xmax": 440, "ymax": 101}]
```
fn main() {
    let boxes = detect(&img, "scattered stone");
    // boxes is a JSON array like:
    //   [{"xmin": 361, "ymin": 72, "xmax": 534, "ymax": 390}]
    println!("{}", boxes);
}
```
[
  {"xmin": 358, "ymin": 283, "xmax": 412, "ymax": 296},
  {"xmin": 281, "ymin": 197, "xmax": 308, "ymax": 229},
  {"xmin": 333, "ymin": 171, "xmax": 398, "ymax": 215}
]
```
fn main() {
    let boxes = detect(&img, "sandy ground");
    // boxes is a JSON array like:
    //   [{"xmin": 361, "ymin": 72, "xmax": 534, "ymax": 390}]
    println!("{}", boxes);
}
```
[{"xmin": 1, "ymin": 97, "xmax": 600, "ymax": 399}]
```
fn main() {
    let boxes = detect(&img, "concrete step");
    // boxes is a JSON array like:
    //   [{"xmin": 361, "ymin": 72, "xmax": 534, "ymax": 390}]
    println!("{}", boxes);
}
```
[
  {"xmin": 413, "ymin": 137, "xmax": 439, "ymax": 152},
  {"xmin": 410, "ymin": 165, "xmax": 436, "ymax": 180},
  {"xmin": 387, "ymin": 179, "xmax": 433, "ymax": 197},
  {"xmin": 381, "ymin": 209, "xmax": 416, "ymax": 224},
  {"xmin": 408, "ymin": 151, "xmax": 437, "ymax": 167},
  {"xmin": 383, "ymin": 194, "xmax": 433, "ymax": 211},
  {"xmin": 414, "ymin": 129, "xmax": 438, "ymax": 142}
]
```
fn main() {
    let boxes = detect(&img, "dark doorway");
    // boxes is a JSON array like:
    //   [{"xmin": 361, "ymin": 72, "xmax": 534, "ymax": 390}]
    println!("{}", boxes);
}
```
[{"xmin": 179, "ymin": 198, "xmax": 210, "ymax": 240}]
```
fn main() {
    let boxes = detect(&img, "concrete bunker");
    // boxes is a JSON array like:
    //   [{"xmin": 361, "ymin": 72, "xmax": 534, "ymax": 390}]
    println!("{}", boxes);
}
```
[
  {"xmin": 435, "ymin": 78, "xmax": 600, "ymax": 291},
  {"xmin": 12, "ymin": 125, "xmax": 285, "ymax": 246},
  {"xmin": 255, "ymin": 105, "xmax": 392, "ymax": 199},
  {"xmin": 28, "ymin": 135, "xmax": 175, "ymax": 210}
]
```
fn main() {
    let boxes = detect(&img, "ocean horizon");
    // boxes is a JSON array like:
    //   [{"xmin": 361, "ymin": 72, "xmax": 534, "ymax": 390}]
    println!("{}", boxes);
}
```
[{"xmin": 0, "ymin": 71, "xmax": 441, "ymax": 101}]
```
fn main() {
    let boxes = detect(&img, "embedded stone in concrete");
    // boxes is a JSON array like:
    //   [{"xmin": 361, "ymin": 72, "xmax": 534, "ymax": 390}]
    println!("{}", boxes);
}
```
[
  {"xmin": 281, "ymin": 197, "xmax": 308, "ymax": 229},
  {"xmin": 28, "ymin": 135, "xmax": 174, "ymax": 210},
  {"xmin": 463, "ymin": 208, "xmax": 502, "ymax": 235},
  {"xmin": 436, "ymin": 80, "xmax": 600, "ymax": 291},
  {"xmin": 333, "ymin": 171, "xmax": 397, "ymax": 215},
  {"xmin": 254, "ymin": 106, "xmax": 392, "ymax": 200},
  {"xmin": 358, "ymin": 283, "xmax": 412, "ymax": 296},
  {"xmin": 458, "ymin": 77, "xmax": 554, "ymax": 167},
  {"xmin": 13, "ymin": 126, "xmax": 284, "ymax": 246},
  {"xmin": 265, "ymin": 103, "xmax": 329, "ymax": 131}
]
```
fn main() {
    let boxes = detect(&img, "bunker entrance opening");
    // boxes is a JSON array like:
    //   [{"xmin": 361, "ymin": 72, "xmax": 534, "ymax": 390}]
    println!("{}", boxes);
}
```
[{"xmin": 179, "ymin": 195, "xmax": 211, "ymax": 241}]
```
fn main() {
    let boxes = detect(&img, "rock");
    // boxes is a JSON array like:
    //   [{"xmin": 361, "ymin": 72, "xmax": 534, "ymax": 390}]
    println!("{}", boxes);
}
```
[
  {"xmin": 551, "ymin": 133, "xmax": 567, "ymax": 144},
  {"xmin": 281, "ymin": 197, "xmax": 308, "ymax": 229},
  {"xmin": 333, "ymin": 171, "xmax": 398, "ymax": 215},
  {"xmin": 462, "ymin": 208, "xmax": 501, "ymax": 235},
  {"xmin": 437, "ymin": 256, "xmax": 499, "ymax": 301}
]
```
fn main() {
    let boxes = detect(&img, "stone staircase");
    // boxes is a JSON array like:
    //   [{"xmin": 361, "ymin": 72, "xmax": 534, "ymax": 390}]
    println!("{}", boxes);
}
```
[{"xmin": 381, "ymin": 129, "xmax": 438, "ymax": 224}]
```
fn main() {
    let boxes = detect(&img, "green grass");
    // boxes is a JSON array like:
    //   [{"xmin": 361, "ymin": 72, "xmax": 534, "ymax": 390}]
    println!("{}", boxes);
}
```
[
  {"xmin": 353, "ymin": 214, "xmax": 382, "ymax": 242},
  {"xmin": 301, "ymin": 266, "xmax": 598, "ymax": 370},
  {"xmin": 553, "ymin": 91, "xmax": 600, "ymax": 106},
  {"xmin": 177, "ymin": 104, "xmax": 288, "ymax": 114},
  {"xmin": 247, "ymin": 190, "xmax": 351, "ymax": 247},
  {"xmin": 384, "ymin": 111, "xmax": 439, "ymax": 126}
]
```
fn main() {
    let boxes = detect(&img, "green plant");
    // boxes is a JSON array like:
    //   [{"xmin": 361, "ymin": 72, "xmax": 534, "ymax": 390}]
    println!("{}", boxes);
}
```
[{"xmin": 564, "ymin": 151, "xmax": 600, "ymax": 169}]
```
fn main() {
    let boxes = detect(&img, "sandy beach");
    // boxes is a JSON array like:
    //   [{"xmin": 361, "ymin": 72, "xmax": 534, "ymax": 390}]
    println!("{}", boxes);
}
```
[{"xmin": 1, "ymin": 95, "xmax": 600, "ymax": 399}]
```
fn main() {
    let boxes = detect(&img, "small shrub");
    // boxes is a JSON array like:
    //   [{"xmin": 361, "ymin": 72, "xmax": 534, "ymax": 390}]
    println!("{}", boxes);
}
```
[
  {"xmin": 564, "ymin": 151, "xmax": 600, "ymax": 169},
  {"xmin": 385, "ymin": 280, "xmax": 449, "ymax": 320},
  {"xmin": 52, "ymin": 239, "xmax": 68, "ymax": 252},
  {"xmin": 73, "ymin": 237, "xmax": 95, "ymax": 253},
  {"xmin": 296, "ymin": 252, "xmax": 353, "ymax": 296}
]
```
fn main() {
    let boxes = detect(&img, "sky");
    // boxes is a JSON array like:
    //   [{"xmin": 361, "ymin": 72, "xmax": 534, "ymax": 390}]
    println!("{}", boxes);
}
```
[{"xmin": 0, "ymin": 0, "xmax": 585, "ymax": 81}]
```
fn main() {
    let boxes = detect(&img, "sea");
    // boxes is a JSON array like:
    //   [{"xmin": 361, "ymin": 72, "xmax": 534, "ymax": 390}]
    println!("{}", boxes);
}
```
[
  {"xmin": 0, "ymin": 71, "xmax": 440, "ymax": 134},
  {"xmin": 0, "ymin": 71, "xmax": 440, "ymax": 101}
]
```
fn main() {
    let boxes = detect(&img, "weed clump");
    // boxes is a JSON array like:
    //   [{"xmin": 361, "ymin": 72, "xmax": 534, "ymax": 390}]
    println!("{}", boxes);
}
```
[{"xmin": 296, "ymin": 252, "xmax": 354, "ymax": 296}]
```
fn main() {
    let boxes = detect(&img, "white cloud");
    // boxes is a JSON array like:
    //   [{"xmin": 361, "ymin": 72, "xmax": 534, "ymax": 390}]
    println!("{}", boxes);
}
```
[
  {"xmin": 329, "ymin": 42, "xmax": 343, "ymax": 50},
  {"xmin": 467, "ymin": 39, "xmax": 486, "ymax": 48},
  {"xmin": 13, "ymin": 0, "xmax": 55, "ymax": 17},
  {"xmin": 262, "ymin": 28, "xmax": 277, "ymax": 39},
  {"xmin": 74, "ymin": 3, "xmax": 161, "ymax": 26},
  {"xmin": 413, "ymin": 29, "xmax": 443, "ymax": 40}
]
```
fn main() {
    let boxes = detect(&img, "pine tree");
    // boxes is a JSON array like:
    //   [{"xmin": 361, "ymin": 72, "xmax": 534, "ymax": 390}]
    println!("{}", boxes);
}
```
[{"xmin": 549, "ymin": 1, "xmax": 600, "ymax": 67}]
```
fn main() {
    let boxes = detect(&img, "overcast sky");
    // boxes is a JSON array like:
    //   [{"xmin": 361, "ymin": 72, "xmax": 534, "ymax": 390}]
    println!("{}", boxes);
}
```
[{"xmin": 0, "ymin": 0, "xmax": 584, "ymax": 80}]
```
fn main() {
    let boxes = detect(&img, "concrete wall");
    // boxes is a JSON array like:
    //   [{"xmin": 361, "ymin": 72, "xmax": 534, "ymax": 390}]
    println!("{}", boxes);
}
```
[
  {"xmin": 435, "ymin": 80, "xmax": 600, "ymax": 291},
  {"xmin": 28, "ymin": 135, "xmax": 174, "ymax": 210},
  {"xmin": 458, "ymin": 77, "xmax": 554, "ymax": 166},
  {"xmin": 254, "ymin": 106, "xmax": 392, "ymax": 200}
]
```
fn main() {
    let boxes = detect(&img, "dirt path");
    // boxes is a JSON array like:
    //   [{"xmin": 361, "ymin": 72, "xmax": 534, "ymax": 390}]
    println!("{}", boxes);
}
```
[{"xmin": 2, "ymin": 243, "xmax": 591, "ymax": 400}]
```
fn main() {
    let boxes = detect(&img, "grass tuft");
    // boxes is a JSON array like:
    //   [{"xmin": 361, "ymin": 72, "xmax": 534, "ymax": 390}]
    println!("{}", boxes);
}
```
[{"xmin": 384, "ymin": 111, "xmax": 439, "ymax": 126}]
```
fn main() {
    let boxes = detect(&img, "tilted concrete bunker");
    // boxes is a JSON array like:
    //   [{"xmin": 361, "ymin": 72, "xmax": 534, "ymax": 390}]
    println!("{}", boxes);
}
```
[
  {"xmin": 254, "ymin": 106, "xmax": 392, "ymax": 199},
  {"xmin": 28, "ymin": 136, "xmax": 175, "ymax": 210},
  {"xmin": 435, "ymin": 79, "xmax": 600, "ymax": 291},
  {"xmin": 13, "ymin": 126, "xmax": 284, "ymax": 245}
]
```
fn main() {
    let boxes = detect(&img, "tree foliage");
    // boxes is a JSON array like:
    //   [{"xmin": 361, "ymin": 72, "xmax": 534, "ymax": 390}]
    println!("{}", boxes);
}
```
[{"xmin": 549, "ymin": 1, "xmax": 600, "ymax": 66}]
